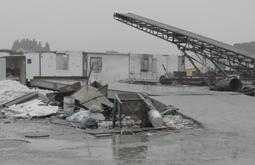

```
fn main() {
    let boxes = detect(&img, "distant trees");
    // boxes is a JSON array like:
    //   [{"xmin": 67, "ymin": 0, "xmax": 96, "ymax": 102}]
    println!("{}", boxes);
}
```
[
  {"xmin": 11, "ymin": 39, "xmax": 51, "ymax": 52},
  {"xmin": 234, "ymin": 41, "xmax": 255, "ymax": 56}
]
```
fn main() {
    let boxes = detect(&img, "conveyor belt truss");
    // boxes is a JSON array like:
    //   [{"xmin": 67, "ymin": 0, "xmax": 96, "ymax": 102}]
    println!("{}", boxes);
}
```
[{"xmin": 114, "ymin": 13, "xmax": 255, "ymax": 76}]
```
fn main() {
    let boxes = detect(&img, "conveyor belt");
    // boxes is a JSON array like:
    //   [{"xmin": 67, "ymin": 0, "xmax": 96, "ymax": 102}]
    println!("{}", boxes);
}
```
[{"xmin": 114, "ymin": 13, "xmax": 255, "ymax": 76}]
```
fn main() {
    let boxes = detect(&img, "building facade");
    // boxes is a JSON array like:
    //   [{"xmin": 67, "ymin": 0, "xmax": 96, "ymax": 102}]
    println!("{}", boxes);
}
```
[{"xmin": 24, "ymin": 51, "xmax": 181, "ymax": 84}]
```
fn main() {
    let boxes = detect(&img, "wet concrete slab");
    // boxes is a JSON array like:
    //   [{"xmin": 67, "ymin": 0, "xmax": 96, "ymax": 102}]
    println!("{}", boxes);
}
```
[
  {"xmin": 1, "ymin": 119, "xmax": 255, "ymax": 165},
  {"xmin": 1, "ymin": 84, "xmax": 255, "ymax": 165},
  {"xmin": 109, "ymin": 82, "xmax": 238, "ymax": 96},
  {"xmin": 152, "ymin": 93, "xmax": 255, "ymax": 136},
  {"xmin": 1, "ymin": 118, "xmax": 255, "ymax": 165}
]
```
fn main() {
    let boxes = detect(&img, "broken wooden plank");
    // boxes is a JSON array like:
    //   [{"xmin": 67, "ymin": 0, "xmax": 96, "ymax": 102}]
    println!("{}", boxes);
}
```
[
  {"xmin": 58, "ymin": 82, "xmax": 81, "ymax": 94},
  {"xmin": 31, "ymin": 79, "xmax": 68, "ymax": 91},
  {"xmin": 1, "ymin": 92, "xmax": 38, "ymax": 108}
]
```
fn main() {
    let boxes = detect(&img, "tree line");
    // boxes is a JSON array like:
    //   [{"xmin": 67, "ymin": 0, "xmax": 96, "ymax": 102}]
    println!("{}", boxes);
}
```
[
  {"xmin": 234, "ymin": 41, "xmax": 255, "ymax": 56},
  {"xmin": 11, "ymin": 39, "xmax": 51, "ymax": 52}
]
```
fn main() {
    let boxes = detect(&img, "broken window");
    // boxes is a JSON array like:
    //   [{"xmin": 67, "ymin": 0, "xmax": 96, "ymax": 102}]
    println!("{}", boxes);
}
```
[
  {"xmin": 56, "ymin": 54, "xmax": 69, "ymax": 70},
  {"xmin": 141, "ymin": 57, "xmax": 150, "ymax": 72},
  {"xmin": 90, "ymin": 57, "xmax": 102, "ymax": 73},
  {"xmin": 27, "ymin": 59, "xmax": 32, "ymax": 64}
]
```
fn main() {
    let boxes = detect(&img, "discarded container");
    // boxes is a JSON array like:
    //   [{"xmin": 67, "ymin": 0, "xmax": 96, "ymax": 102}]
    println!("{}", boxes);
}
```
[
  {"xmin": 215, "ymin": 78, "xmax": 242, "ymax": 91},
  {"xmin": 148, "ymin": 109, "xmax": 163, "ymax": 128}
]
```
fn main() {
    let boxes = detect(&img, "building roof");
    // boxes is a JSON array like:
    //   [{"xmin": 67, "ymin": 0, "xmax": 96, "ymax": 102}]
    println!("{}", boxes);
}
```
[
  {"xmin": 0, "ymin": 49, "xmax": 23, "ymax": 55},
  {"xmin": 84, "ymin": 51, "xmax": 130, "ymax": 56}
]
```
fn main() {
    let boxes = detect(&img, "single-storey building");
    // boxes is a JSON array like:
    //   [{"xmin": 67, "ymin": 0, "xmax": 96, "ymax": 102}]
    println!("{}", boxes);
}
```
[
  {"xmin": 25, "ymin": 51, "xmax": 84, "ymax": 80},
  {"xmin": 23, "ymin": 51, "xmax": 187, "ymax": 84},
  {"xmin": 0, "ymin": 48, "xmax": 217, "ymax": 85},
  {"xmin": 25, "ymin": 51, "xmax": 131, "ymax": 84}
]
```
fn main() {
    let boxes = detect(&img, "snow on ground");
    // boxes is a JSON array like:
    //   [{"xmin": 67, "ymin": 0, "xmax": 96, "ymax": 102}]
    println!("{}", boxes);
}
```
[
  {"xmin": 3, "ymin": 99, "xmax": 58, "ymax": 118},
  {"xmin": 0, "ymin": 80, "xmax": 30, "ymax": 93},
  {"xmin": 0, "ymin": 80, "xmax": 54, "ymax": 105},
  {"xmin": 0, "ymin": 80, "xmax": 32, "ymax": 105}
]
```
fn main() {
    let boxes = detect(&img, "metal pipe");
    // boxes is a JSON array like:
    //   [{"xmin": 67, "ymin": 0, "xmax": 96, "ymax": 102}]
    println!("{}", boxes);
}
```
[{"xmin": 215, "ymin": 78, "xmax": 242, "ymax": 91}]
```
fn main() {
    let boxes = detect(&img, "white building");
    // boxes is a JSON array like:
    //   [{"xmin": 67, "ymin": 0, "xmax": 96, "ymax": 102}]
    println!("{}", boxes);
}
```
[
  {"xmin": 85, "ymin": 52, "xmax": 130, "ymax": 84},
  {"xmin": 0, "ymin": 48, "xmax": 216, "ymax": 85},
  {"xmin": 25, "ymin": 51, "xmax": 84, "ymax": 80},
  {"xmin": 24, "ymin": 51, "xmax": 182, "ymax": 84},
  {"xmin": 24, "ymin": 51, "xmax": 130, "ymax": 84}
]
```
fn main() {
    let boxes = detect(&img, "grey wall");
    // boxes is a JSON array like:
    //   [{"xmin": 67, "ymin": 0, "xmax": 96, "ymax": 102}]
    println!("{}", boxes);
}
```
[{"xmin": 0, "ymin": 58, "xmax": 6, "ymax": 80}]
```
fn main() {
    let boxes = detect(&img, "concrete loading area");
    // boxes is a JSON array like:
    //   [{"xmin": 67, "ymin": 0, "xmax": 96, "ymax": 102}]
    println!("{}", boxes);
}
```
[{"xmin": 1, "ymin": 81, "xmax": 255, "ymax": 165}]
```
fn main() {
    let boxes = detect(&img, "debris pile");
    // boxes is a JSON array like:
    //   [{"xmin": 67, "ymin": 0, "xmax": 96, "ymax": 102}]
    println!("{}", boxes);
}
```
[
  {"xmin": 0, "ymin": 80, "xmax": 198, "ymax": 137},
  {"xmin": 0, "ymin": 80, "xmax": 58, "ymax": 119}
]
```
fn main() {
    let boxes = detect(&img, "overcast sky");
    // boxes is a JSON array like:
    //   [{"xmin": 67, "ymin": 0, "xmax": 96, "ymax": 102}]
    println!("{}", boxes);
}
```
[{"xmin": 0, "ymin": 0, "xmax": 255, "ymax": 54}]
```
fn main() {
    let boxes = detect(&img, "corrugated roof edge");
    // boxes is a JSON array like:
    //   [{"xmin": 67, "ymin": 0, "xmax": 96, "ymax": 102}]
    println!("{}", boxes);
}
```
[
  {"xmin": 0, "ymin": 49, "xmax": 23, "ymax": 55},
  {"xmin": 84, "ymin": 51, "xmax": 130, "ymax": 56}
]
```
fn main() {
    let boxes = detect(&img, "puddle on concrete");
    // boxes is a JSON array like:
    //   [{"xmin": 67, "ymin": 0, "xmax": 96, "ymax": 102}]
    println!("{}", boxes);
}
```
[
  {"xmin": 112, "ymin": 134, "xmax": 149, "ymax": 160},
  {"xmin": 0, "ymin": 139, "xmax": 29, "ymax": 150}
]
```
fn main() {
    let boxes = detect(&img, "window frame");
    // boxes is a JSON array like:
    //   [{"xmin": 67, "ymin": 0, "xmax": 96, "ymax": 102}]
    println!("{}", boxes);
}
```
[
  {"xmin": 56, "ymin": 54, "xmax": 69, "ymax": 70},
  {"xmin": 90, "ymin": 57, "xmax": 102, "ymax": 73},
  {"xmin": 141, "ymin": 57, "xmax": 150, "ymax": 72},
  {"xmin": 27, "ymin": 58, "xmax": 32, "ymax": 64}
]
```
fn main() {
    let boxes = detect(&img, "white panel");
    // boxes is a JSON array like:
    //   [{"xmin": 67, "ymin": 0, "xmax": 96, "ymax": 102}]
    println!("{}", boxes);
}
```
[
  {"xmin": 0, "ymin": 58, "xmax": 6, "ymax": 80},
  {"xmin": 178, "ymin": 56, "xmax": 185, "ymax": 71},
  {"xmin": 24, "ymin": 53, "xmax": 40, "ymax": 80},
  {"xmin": 156, "ymin": 55, "xmax": 179, "ymax": 76},
  {"xmin": 87, "ymin": 53, "xmax": 129, "ymax": 84},
  {"xmin": 41, "ymin": 51, "xmax": 83, "ymax": 76}
]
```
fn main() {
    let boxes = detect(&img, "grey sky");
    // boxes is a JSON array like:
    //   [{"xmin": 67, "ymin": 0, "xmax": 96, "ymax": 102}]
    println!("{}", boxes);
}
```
[{"xmin": 1, "ymin": 0, "xmax": 255, "ymax": 54}]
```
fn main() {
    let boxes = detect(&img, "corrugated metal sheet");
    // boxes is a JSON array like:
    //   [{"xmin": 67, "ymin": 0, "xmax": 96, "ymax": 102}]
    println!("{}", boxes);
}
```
[
  {"xmin": 72, "ymin": 85, "xmax": 113, "ymax": 108},
  {"xmin": 115, "ymin": 13, "xmax": 255, "ymax": 59}
]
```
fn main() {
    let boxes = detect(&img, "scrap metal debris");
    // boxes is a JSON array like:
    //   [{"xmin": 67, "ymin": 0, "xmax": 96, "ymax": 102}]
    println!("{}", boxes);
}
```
[
  {"xmin": 72, "ymin": 85, "xmax": 113, "ymax": 109},
  {"xmin": 0, "ymin": 80, "xmax": 198, "ymax": 138}
]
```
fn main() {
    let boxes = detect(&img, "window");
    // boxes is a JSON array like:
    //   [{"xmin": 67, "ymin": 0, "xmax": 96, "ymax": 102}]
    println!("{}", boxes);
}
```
[
  {"xmin": 56, "ymin": 54, "xmax": 69, "ymax": 70},
  {"xmin": 90, "ymin": 57, "xmax": 102, "ymax": 73},
  {"xmin": 141, "ymin": 57, "xmax": 149, "ymax": 72},
  {"xmin": 27, "ymin": 59, "xmax": 32, "ymax": 64}
]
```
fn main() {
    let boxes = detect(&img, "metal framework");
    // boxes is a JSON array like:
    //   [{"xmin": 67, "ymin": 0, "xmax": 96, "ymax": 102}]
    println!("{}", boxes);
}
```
[{"xmin": 114, "ymin": 13, "xmax": 255, "ymax": 76}]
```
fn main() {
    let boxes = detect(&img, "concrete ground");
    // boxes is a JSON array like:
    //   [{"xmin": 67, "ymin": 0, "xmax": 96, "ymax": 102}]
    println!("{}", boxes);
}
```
[{"xmin": 1, "ymin": 84, "xmax": 255, "ymax": 165}]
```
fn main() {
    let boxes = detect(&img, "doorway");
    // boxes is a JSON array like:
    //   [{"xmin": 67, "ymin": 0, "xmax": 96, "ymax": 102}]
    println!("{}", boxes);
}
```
[{"xmin": 6, "ymin": 56, "xmax": 26, "ymax": 84}]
